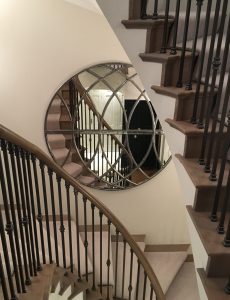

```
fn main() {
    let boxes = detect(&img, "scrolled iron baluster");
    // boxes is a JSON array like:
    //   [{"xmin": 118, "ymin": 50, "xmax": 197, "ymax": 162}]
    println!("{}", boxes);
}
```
[
  {"xmin": 40, "ymin": 160, "xmax": 52, "ymax": 264},
  {"xmin": 48, "ymin": 168, "xmax": 59, "ymax": 267},
  {"xmin": 31, "ymin": 154, "xmax": 45, "ymax": 265}
]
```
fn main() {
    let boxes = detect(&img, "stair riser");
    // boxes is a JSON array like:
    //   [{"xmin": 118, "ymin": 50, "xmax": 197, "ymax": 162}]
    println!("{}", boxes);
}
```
[
  {"xmin": 207, "ymin": 255, "xmax": 230, "ymax": 278},
  {"xmin": 184, "ymin": 133, "xmax": 226, "ymax": 159}
]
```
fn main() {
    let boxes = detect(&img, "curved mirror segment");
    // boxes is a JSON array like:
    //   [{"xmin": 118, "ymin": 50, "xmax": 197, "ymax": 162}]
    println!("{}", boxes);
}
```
[{"xmin": 45, "ymin": 63, "xmax": 171, "ymax": 190}]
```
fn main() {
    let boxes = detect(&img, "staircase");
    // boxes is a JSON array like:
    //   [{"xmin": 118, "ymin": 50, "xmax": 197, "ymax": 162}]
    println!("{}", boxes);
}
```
[{"xmin": 96, "ymin": 0, "xmax": 230, "ymax": 299}]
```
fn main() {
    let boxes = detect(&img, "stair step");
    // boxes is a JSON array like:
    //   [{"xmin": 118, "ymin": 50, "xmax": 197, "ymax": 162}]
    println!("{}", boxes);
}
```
[
  {"xmin": 48, "ymin": 98, "xmax": 61, "ymax": 114},
  {"xmin": 46, "ymin": 114, "xmax": 60, "ymax": 130},
  {"xmin": 52, "ymin": 147, "xmax": 71, "ymax": 165},
  {"xmin": 176, "ymin": 154, "xmax": 230, "ymax": 211},
  {"xmin": 18, "ymin": 265, "xmax": 55, "ymax": 300},
  {"xmin": 63, "ymin": 162, "xmax": 83, "ymax": 178},
  {"xmin": 166, "ymin": 119, "xmax": 227, "ymax": 158},
  {"xmin": 166, "ymin": 262, "xmax": 199, "ymax": 300},
  {"xmin": 187, "ymin": 206, "xmax": 230, "ymax": 277},
  {"xmin": 78, "ymin": 175, "xmax": 96, "ymax": 186},
  {"xmin": 47, "ymin": 134, "xmax": 66, "ymax": 149},
  {"xmin": 197, "ymin": 268, "xmax": 230, "ymax": 300}
]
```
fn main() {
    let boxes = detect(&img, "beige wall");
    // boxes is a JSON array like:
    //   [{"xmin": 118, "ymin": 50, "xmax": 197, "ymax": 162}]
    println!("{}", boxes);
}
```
[{"xmin": 0, "ymin": 0, "xmax": 189, "ymax": 244}]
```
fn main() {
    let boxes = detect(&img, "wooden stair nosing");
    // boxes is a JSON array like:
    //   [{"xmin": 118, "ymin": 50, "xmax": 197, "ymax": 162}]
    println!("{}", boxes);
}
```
[
  {"xmin": 121, "ymin": 18, "xmax": 174, "ymax": 29},
  {"xmin": 144, "ymin": 244, "xmax": 190, "ymax": 252}
]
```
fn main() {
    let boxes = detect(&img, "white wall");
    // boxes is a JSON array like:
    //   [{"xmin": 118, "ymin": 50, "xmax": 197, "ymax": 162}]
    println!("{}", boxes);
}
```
[{"xmin": 0, "ymin": 0, "xmax": 189, "ymax": 245}]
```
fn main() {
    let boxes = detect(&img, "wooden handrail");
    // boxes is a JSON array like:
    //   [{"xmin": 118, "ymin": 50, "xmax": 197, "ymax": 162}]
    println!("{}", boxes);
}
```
[{"xmin": 0, "ymin": 123, "xmax": 165, "ymax": 299}]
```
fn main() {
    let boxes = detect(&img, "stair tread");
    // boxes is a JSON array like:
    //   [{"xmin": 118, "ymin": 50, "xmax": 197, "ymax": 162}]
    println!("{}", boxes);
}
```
[
  {"xmin": 140, "ymin": 50, "xmax": 194, "ymax": 64},
  {"xmin": 78, "ymin": 174, "xmax": 96, "ymax": 185},
  {"xmin": 175, "ymin": 154, "xmax": 230, "ymax": 189},
  {"xmin": 143, "ymin": 250, "xmax": 187, "ymax": 293},
  {"xmin": 197, "ymin": 268, "xmax": 230, "ymax": 300},
  {"xmin": 187, "ymin": 206, "xmax": 230, "ymax": 256},
  {"xmin": 166, "ymin": 262, "xmax": 199, "ymax": 300},
  {"xmin": 18, "ymin": 265, "xmax": 55, "ymax": 300},
  {"xmin": 51, "ymin": 267, "xmax": 67, "ymax": 293},
  {"xmin": 63, "ymin": 162, "xmax": 83, "ymax": 177},
  {"xmin": 152, "ymin": 83, "xmax": 205, "ymax": 98}
]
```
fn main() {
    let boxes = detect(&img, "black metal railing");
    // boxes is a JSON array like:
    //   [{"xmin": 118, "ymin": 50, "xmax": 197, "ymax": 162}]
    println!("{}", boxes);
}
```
[{"xmin": 0, "ymin": 124, "xmax": 165, "ymax": 300}]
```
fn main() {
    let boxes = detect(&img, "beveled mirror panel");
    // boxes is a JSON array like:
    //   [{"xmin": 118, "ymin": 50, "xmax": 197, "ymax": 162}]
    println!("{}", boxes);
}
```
[{"xmin": 45, "ymin": 63, "xmax": 171, "ymax": 190}]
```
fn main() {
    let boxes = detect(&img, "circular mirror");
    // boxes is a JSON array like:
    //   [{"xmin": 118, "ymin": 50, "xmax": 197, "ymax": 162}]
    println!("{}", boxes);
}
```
[{"xmin": 45, "ymin": 63, "xmax": 171, "ymax": 190}]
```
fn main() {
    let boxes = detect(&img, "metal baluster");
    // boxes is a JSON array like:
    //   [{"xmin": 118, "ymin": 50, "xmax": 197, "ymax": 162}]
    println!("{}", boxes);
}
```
[
  {"xmin": 199, "ymin": 0, "xmax": 228, "ymax": 167},
  {"xmin": 21, "ymin": 149, "xmax": 37, "ymax": 275},
  {"xmin": 217, "ymin": 167, "xmax": 230, "ymax": 234},
  {"xmin": 31, "ymin": 154, "xmax": 45, "ymax": 265},
  {"xmin": 150, "ymin": 286, "xmax": 154, "ymax": 300},
  {"xmin": 206, "ymin": 16, "xmax": 230, "ymax": 179},
  {"xmin": 99, "ymin": 211, "xmax": 103, "ymax": 294},
  {"xmin": 225, "ymin": 277, "xmax": 230, "ymax": 294},
  {"xmin": 15, "ymin": 146, "xmax": 34, "ymax": 276},
  {"xmin": 91, "ymin": 204, "xmax": 96, "ymax": 290},
  {"xmin": 176, "ymin": 0, "xmax": 192, "ymax": 87},
  {"xmin": 197, "ymin": 0, "xmax": 223, "ymax": 129},
  {"xmin": 3, "ymin": 142, "xmax": 27, "ymax": 291},
  {"xmin": 48, "ymin": 169, "xmax": 59, "ymax": 266},
  {"xmin": 135, "ymin": 261, "xmax": 140, "ymax": 300},
  {"xmin": 121, "ymin": 239, "xmax": 127, "ymax": 299},
  {"xmin": 0, "ymin": 253, "xmax": 9, "ymax": 300},
  {"xmin": 81, "ymin": 102, "xmax": 84, "ymax": 152},
  {"xmin": 89, "ymin": 109, "xmax": 92, "ymax": 162},
  {"xmin": 40, "ymin": 161, "xmax": 52, "ymax": 264},
  {"xmin": 128, "ymin": 249, "xmax": 134, "ymax": 300},
  {"xmin": 170, "ymin": 0, "xmax": 181, "ymax": 55},
  {"xmin": 114, "ymin": 229, "xmax": 119, "ymax": 298},
  {"xmin": 74, "ymin": 190, "xmax": 81, "ymax": 280},
  {"xmin": 84, "ymin": 102, "xmax": 88, "ymax": 160},
  {"xmin": 143, "ymin": 272, "xmax": 147, "ymax": 300},
  {"xmin": 106, "ymin": 220, "xmax": 111, "ymax": 300},
  {"xmin": 211, "ymin": 76, "xmax": 230, "ymax": 180},
  {"xmin": 66, "ymin": 182, "xmax": 73, "ymax": 272},
  {"xmin": 93, "ymin": 114, "xmax": 96, "ymax": 171},
  {"xmin": 152, "ymin": 0, "xmax": 158, "ymax": 19},
  {"xmin": 160, "ymin": 0, "xmax": 170, "ymax": 54},
  {"xmin": 8, "ymin": 143, "xmax": 31, "ymax": 285},
  {"xmin": 83, "ymin": 196, "xmax": 89, "ymax": 281},
  {"xmin": 224, "ymin": 216, "xmax": 230, "ymax": 247},
  {"xmin": 191, "ymin": 0, "xmax": 213, "ymax": 123},
  {"xmin": 56, "ymin": 175, "xmax": 66, "ymax": 268},
  {"xmin": 185, "ymin": 0, "xmax": 204, "ymax": 90},
  {"xmin": 26, "ymin": 152, "xmax": 41, "ymax": 272},
  {"xmin": 0, "ymin": 205, "xmax": 17, "ymax": 299},
  {"xmin": 140, "ymin": 0, "xmax": 148, "ymax": 19},
  {"xmin": 0, "ymin": 142, "xmax": 21, "ymax": 293},
  {"xmin": 210, "ymin": 113, "xmax": 230, "ymax": 222}
]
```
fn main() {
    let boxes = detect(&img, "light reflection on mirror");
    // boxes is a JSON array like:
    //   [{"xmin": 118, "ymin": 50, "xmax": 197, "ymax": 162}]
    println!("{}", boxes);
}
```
[{"xmin": 45, "ymin": 63, "xmax": 171, "ymax": 190}]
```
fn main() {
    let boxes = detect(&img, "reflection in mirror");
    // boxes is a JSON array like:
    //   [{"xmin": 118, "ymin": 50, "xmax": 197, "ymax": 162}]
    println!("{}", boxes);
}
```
[{"xmin": 45, "ymin": 63, "xmax": 171, "ymax": 190}]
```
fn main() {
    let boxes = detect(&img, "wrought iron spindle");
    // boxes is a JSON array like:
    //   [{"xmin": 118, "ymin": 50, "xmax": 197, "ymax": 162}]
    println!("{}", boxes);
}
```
[
  {"xmin": 8, "ymin": 143, "xmax": 31, "ymax": 284},
  {"xmin": 150, "ymin": 286, "xmax": 154, "ymax": 300},
  {"xmin": 143, "ymin": 272, "xmax": 147, "ymax": 300},
  {"xmin": 99, "ymin": 211, "xmax": 103, "ymax": 294},
  {"xmin": 153, "ymin": 0, "xmax": 158, "ymax": 19},
  {"xmin": 191, "ymin": 0, "xmax": 213, "ymax": 123},
  {"xmin": 210, "ymin": 113, "xmax": 230, "ymax": 222},
  {"xmin": 106, "ymin": 220, "xmax": 111, "ymax": 300},
  {"xmin": 114, "ymin": 229, "xmax": 119, "ymax": 298},
  {"xmin": 206, "ymin": 16, "xmax": 230, "ymax": 179},
  {"xmin": 197, "ymin": 0, "xmax": 223, "ymax": 129},
  {"xmin": 122, "ymin": 239, "xmax": 127, "ymax": 299},
  {"xmin": 199, "ymin": 0, "xmax": 228, "ymax": 167},
  {"xmin": 128, "ymin": 249, "xmax": 134, "ymax": 300},
  {"xmin": 56, "ymin": 175, "xmax": 66, "ymax": 268},
  {"xmin": 160, "ymin": 0, "xmax": 170, "ymax": 54},
  {"xmin": 0, "ymin": 253, "xmax": 9, "ymax": 300},
  {"xmin": 140, "ymin": 0, "xmax": 148, "ymax": 19},
  {"xmin": 26, "ymin": 152, "xmax": 41, "ymax": 272},
  {"xmin": 176, "ymin": 0, "xmax": 192, "ymax": 87},
  {"xmin": 21, "ymin": 149, "xmax": 37, "ymax": 275},
  {"xmin": 217, "ymin": 167, "xmax": 230, "ymax": 234},
  {"xmin": 136, "ymin": 260, "xmax": 141, "ymax": 300},
  {"xmin": 0, "ymin": 205, "xmax": 17, "ymax": 299},
  {"xmin": 170, "ymin": 0, "xmax": 181, "ymax": 55},
  {"xmin": 225, "ymin": 277, "xmax": 230, "ymax": 294},
  {"xmin": 0, "ymin": 143, "xmax": 21, "ymax": 293},
  {"xmin": 40, "ymin": 161, "xmax": 52, "ymax": 264},
  {"xmin": 48, "ymin": 169, "xmax": 59, "ymax": 267},
  {"xmin": 91, "ymin": 203, "xmax": 96, "ymax": 290},
  {"xmin": 31, "ymin": 154, "xmax": 45, "ymax": 264},
  {"xmin": 15, "ymin": 146, "xmax": 34, "ymax": 275},
  {"xmin": 66, "ymin": 182, "xmax": 73, "ymax": 272},
  {"xmin": 3, "ymin": 142, "xmax": 26, "ymax": 291},
  {"xmin": 223, "ymin": 216, "xmax": 230, "ymax": 247},
  {"xmin": 74, "ymin": 189, "xmax": 81, "ymax": 280},
  {"xmin": 83, "ymin": 196, "xmax": 89, "ymax": 281},
  {"xmin": 185, "ymin": 0, "xmax": 204, "ymax": 90}
]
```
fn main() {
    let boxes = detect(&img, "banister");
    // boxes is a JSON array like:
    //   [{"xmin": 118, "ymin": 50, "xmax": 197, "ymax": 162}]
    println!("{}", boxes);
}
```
[{"xmin": 0, "ymin": 123, "xmax": 165, "ymax": 299}]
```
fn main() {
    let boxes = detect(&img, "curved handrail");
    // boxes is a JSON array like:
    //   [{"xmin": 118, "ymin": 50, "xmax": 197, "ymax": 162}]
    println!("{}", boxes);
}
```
[{"xmin": 0, "ymin": 123, "xmax": 165, "ymax": 300}]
